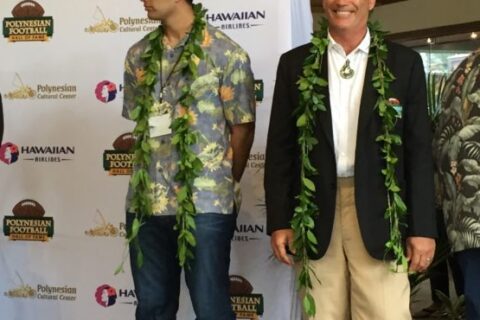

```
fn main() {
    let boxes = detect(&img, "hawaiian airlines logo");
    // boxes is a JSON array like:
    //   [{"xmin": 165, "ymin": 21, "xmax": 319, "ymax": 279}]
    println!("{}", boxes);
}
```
[
  {"xmin": 206, "ymin": 10, "xmax": 266, "ymax": 31},
  {"xmin": 233, "ymin": 223, "xmax": 265, "ymax": 242},
  {"xmin": 0, "ymin": 142, "xmax": 20, "ymax": 164},
  {"xmin": 3, "ymin": 0, "xmax": 54, "ymax": 42},
  {"xmin": 94, "ymin": 284, "xmax": 137, "ymax": 307},
  {"xmin": 95, "ymin": 80, "xmax": 122, "ymax": 103},
  {"xmin": 95, "ymin": 284, "xmax": 117, "ymax": 307},
  {"xmin": 0, "ymin": 142, "xmax": 75, "ymax": 165}
]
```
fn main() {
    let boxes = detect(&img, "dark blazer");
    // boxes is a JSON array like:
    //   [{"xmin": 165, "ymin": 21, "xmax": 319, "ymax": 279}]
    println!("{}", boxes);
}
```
[{"xmin": 265, "ymin": 41, "xmax": 437, "ymax": 260}]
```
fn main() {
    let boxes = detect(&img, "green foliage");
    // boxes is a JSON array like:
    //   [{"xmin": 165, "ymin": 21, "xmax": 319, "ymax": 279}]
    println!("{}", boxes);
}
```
[
  {"xmin": 427, "ymin": 72, "xmax": 446, "ymax": 128},
  {"xmin": 370, "ymin": 20, "xmax": 409, "ymax": 270},
  {"xmin": 126, "ymin": 3, "xmax": 206, "ymax": 270},
  {"xmin": 292, "ymin": 19, "xmax": 408, "ymax": 316},
  {"xmin": 435, "ymin": 291, "xmax": 465, "ymax": 319},
  {"xmin": 291, "ymin": 19, "xmax": 329, "ymax": 316}
]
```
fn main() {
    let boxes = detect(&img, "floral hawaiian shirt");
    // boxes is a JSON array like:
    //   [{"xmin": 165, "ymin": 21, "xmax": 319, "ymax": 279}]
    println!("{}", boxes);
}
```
[
  {"xmin": 434, "ymin": 49, "xmax": 480, "ymax": 252},
  {"xmin": 123, "ymin": 23, "xmax": 255, "ymax": 216}
]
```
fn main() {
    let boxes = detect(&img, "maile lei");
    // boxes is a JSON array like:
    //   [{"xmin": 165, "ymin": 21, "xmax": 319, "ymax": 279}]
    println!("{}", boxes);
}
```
[
  {"xmin": 293, "ymin": 19, "xmax": 407, "ymax": 316},
  {"xmin": 118, "ymin": 4, "xmax": 207, "ymax": 273}
]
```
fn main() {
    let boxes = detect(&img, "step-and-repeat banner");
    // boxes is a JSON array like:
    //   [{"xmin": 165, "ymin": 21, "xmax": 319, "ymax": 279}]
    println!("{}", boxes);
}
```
[{"xmin": 0, "ymin": 0, "xmax": 312, "ymax": 319}]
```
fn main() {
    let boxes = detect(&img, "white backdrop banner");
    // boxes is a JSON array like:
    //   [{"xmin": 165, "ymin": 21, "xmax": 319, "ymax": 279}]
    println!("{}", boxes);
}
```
[{"xmin": 0, "ymin": 1, "xmax": 311, "ymax": 319}]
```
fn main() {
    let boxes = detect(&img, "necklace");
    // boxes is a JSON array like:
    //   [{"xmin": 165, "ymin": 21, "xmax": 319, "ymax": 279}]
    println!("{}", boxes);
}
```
[
  {"xmin": 292, "ymin": 19, "xmax": 405, "ymax": 317},
  {"xmin": 339, "ymin": 59, "xmax": 354, "ymax": 79}
]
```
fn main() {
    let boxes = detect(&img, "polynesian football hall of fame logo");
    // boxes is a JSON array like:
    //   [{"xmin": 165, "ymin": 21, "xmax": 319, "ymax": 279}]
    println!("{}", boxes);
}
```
[{"xmin": 3, "ymin": 0, "xmax": 53, "ymax": 42}]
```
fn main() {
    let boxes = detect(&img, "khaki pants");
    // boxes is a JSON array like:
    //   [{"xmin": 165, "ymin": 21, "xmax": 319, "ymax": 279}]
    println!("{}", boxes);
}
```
[{"xmin": 304, "ymin": 177, "xmax": 411, "ymax": 320}]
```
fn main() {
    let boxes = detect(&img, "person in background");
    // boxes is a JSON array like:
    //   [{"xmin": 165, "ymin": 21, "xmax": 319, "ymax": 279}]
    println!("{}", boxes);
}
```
[
  {"xmin": 265, "ymin": 0, "xmax": 437, "ymax": 318},
  {"xmin": 434, "ymin": 49, "xmax": 480, "ymax": 320}
]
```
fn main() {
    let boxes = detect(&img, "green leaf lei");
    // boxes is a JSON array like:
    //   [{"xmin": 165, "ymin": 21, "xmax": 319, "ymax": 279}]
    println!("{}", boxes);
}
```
[
  {"xmin": 293, "ymin": 19, "xmax": 408, "ymax": 316},
  {"xmin": 126, "ymin": 4, "xmax": 206, "ymax": 270}
]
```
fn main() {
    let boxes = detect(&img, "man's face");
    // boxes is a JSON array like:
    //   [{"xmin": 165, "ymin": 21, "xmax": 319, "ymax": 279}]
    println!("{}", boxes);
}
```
[
  {"xmin": 141, "ymin": 0, "xmax": 176, "ymax": 21},
  {"xmin": 322, "ymin": 0, "xmax": 375, "ymax": 36}
]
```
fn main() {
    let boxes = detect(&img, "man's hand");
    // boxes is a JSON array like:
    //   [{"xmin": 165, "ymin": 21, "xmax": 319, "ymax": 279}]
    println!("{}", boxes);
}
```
[
  {"xmin": 406, "ymin": 236, "xmax": 436, "ymax": 273},
  {"xmin": 271, "ymin": 229, "xmax": 295, "ymax": 266}
]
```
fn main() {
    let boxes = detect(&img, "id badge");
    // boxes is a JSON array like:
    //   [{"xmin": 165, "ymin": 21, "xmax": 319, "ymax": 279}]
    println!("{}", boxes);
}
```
[{"xmin": 149, "ymin": 114, "xmax": 172, "ymax": 138}]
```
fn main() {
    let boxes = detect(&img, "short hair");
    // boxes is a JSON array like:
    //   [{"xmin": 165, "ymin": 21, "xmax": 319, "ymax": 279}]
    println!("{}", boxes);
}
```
[{"xmin": 187, "ymin": 0, "xmax": 193, "ymax": 4}]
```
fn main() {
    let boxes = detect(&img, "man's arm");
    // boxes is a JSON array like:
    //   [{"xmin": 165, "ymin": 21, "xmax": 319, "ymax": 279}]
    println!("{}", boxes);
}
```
[
  {"xmin": 265, "ymin": 52, "xmax": 302, "ymax": 266},
  {"xmin": 265, "ymin": 52, "xmax": 299, "ymax": 235},
  {"xmin": 403, "ymin": 50, "xmax": 437, "ymax": 272},
  {"xmin": 230, "ymin": 122, "xmax": 254, "ymax": 182}
]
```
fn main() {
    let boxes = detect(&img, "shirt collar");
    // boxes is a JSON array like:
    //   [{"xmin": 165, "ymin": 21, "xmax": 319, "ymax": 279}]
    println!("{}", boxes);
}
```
[
  {"xmin": 327, "ymin": 28, "xmax": 371, "ymax": 55},
  {"xmin": 161, "ymin": 26, "xmax": 192, "ymax": 50}
]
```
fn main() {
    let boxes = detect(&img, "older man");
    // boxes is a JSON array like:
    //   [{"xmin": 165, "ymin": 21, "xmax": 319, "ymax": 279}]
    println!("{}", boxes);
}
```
[{"xmin": 265, "ymin": 0, "xmax": 436, "ymax": 318}]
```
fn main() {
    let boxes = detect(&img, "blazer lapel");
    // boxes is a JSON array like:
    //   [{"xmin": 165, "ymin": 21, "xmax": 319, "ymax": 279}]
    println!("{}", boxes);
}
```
[
  {"xmin": 316, "ymin": 52, "xmax": 334, "ymax": 150},
  {"xmin": 357, "ymin": 57, "xmax": 378, "ymax": 136}
]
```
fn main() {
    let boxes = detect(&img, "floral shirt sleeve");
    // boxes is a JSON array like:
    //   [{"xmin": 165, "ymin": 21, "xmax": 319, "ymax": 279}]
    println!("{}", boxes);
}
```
[{"xmin": 221, "ymin": 48, "xmax": 256, "ymax": 126}]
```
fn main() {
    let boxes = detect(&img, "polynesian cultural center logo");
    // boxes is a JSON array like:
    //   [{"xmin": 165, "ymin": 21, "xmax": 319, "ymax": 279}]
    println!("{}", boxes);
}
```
[
  {"xmin": 5, "ymin": 274, "xmax": 77, "ymax": 302},
  {"xmin": 3, "ymin": 199, "xmax": 54, "ymax": 241},
  {"xmin": 84, "ymin": 6, "xmax": 118, "ymax": 33},
  {"xmin": 3, "ymin": 0, "xmax": 53, "ymax": 42},
  {"xmin": 4, "ymin": 73, "xmax": 77, "ymax": 100},
  {"xmin": 229, "ymin": 275, "xmax": 264, "ymax": 319},
  {"xmin": 103, "ymin": 132, "xmax": 135, "ymax": 175},
  {"xmin": 84, "ymin": 6, "xmax": 158, "ymax": 34},
  {"xmin": 84, "ymin": 209, "xmax": 126, "ymax": 237}
]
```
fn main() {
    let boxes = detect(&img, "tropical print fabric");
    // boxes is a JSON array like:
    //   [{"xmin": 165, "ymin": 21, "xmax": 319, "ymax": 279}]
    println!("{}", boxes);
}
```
[
  {"xmin": 123, "ymin": 23, "xmax": 255, "ymax": 215},
  {"xmin": 434, "ymin": 49, "xmax": 480, "ymax": 252}
]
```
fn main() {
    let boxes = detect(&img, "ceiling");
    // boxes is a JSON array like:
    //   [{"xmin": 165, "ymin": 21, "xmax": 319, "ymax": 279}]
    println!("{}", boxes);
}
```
[{"xmin": 311, "ymin": 0, "xmax": 408, "ymax": 12}]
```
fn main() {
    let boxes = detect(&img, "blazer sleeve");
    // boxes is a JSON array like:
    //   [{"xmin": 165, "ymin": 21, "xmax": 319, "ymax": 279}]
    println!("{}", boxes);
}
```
[
  {"xmin": 264, "ymin": 53, "xmax": 300, "ymax": 235},
  {"xmin": 403, "ymin": 52, "xmax": 437, "ymax": 238}
]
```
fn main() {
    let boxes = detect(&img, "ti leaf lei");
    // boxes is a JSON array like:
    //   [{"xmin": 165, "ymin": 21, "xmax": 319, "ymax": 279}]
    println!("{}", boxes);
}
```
[
  {"xmin": 293, "ymin": 19, "xmax": 408, "ymax": 316},
  {"xmin": 125, "ymin": 4, "xmax": 206, "ymax": 270}
]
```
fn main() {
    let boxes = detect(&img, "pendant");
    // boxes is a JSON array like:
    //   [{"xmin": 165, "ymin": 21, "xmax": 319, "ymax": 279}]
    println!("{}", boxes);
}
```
[{"xmin": 340, "ymin": 59, "xmax": 354, "ymax": 79}]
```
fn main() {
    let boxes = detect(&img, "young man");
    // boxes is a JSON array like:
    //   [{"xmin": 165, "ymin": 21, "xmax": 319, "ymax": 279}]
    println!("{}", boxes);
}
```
[
  {"xmin": 122, "ymin": 0, "xmax": 255, "ymax": 319},
  {"xmin": 265, "ymin": 0, "xmax": 436, "ymax": 318}
]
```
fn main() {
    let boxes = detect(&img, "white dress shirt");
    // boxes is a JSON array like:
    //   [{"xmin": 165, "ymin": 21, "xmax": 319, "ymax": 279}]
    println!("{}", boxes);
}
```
[{"xmin": 327, "ymin": 29, "xmax": 370, "ymax": 177}]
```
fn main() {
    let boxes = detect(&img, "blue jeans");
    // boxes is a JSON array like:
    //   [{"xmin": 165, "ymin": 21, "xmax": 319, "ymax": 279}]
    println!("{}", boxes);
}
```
[
  {"xmin": 455, "ymin": 248, "xmax": 480, "ymax": 320},
  {"xmin": 127, "ymin": 212, "xmax": 237, "ymax": 320}
]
